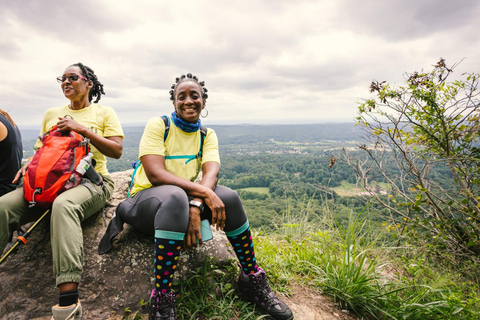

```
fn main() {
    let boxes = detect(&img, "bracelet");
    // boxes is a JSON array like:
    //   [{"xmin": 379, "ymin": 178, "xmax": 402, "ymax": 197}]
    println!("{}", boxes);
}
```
[{"xmin": 189, "ymin": 200, "xmax": 204, "ymax": 213}]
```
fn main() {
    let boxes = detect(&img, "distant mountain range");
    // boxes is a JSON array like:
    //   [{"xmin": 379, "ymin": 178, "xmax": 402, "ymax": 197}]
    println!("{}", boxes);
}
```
[{"xmin": 20, "ymin": 122, "xmax": 364, "ymax": 156}]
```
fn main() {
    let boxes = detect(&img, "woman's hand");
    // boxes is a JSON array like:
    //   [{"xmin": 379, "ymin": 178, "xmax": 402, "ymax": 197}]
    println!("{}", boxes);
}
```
[
  {"xmin": 199, "ymin": 162, "xmax": 225, "ymax": 230},
  {"xmin": 184, "ymin": 207, "xmax": 202, "ymax": 250},
  {"xmin": 203, "ymin": 189, "xmax": 226, "ymax": 230},
  {"xmin": 56, "ymin": 117, "xmax": 123, "ymax": 159},
  {"xmin": 56, "ymin": 117, "xmax": 86, "ymax": 133},
  {"xmin": 12, "ymin": 158, "xmax": 32, "ymax": 183}
]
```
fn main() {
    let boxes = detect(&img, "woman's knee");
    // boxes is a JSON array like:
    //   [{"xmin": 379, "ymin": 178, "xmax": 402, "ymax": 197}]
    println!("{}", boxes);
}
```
[
  {"xmin": 151, "ymin": 186, "xmax": 189, "ymax": 231},
  {"xmin": 51, "ymin": 198, "xmax": 81, "ymax": 225},
  {"xmin": 160, "ymin": 186, "xmax": 189, "ymax": 212},
  {"xmin": 216, "ymin": 186, "xmax": 243, "ymax": 209}
]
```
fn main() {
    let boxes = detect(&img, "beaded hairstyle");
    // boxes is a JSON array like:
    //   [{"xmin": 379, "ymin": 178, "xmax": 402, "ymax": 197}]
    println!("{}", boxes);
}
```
[
  {"xmin": 169, "ymin": 73, "xmax": 208, "ymax": 102},
  {"xmin": 72, "ymin": 63, "xmax": 105, "ymax": 103}
]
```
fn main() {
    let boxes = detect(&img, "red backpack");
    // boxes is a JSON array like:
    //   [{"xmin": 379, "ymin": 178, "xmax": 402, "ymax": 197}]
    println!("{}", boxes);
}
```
[{"xmin": 23, "ymin": 125, "xmax": 90, "ymax": 208}]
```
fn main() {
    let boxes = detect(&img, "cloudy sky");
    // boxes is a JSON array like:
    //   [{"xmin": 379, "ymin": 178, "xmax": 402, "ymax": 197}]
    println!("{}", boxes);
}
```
[{"xmin": 1, "ymin": 0, "xmax": 479, "ymax": 128}]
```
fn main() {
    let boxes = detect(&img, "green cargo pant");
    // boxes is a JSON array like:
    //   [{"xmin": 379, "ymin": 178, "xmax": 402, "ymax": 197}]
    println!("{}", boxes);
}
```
[{"xmin": 0, "ymin": 176, "xmax": 114, "ymax": 286}]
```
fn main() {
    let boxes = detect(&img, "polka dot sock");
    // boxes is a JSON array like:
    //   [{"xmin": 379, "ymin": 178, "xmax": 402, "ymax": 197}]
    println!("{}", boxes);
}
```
[
  {"xmin": 226, "ymin": 221, "xmax": 259, "ymax": 275},
  {"xmin": 154, "ymin": 236, "xmax": 182, "ymax": 293}
]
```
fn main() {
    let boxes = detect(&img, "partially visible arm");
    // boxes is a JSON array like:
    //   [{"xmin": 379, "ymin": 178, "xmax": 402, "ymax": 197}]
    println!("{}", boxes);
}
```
[
  {"xmin": 141, "ymin": 155, "xmax": 218, "ymax": 199},
  {"xmin": 56, "ymin": 117, "xmax": 123, "ymax": 159},
  {"xmin": 0, "ymin": 122, "xmax": 7, "ymax": 142},
  {"xmin": 142, "ymin": 155, "xmax": 225, "ymax": 248},
  {"xmin": 194, "ymin": 162, "xmax": 225, "ymax": 229},
  {"xmin": 12, "ymin": 158, "xmax": 32, "ymax": 183}
]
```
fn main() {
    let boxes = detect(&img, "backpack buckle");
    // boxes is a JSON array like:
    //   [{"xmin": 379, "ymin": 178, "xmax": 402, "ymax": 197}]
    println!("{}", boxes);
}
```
[{"xmin": 29, "ymin": 188, "xmax": 42, "ymax": 208}]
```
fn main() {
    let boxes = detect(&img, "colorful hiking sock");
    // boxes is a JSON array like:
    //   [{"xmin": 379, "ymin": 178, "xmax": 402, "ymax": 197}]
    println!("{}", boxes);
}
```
[
  {"xmin": 154, "ymin": 230, "xmax": 183, "ymax": 294},
  {"xmin": 226, "ymin": 221, "xmax": 259, "ymax": 274},
  {"xmin": 59, "ymin": 289, "xmax": 79, "ymax": 306}
]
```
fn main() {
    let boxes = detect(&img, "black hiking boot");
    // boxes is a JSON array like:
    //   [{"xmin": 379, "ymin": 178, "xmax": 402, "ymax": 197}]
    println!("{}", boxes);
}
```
[
  {"xmin": 149, "ymin": 290, "xmax": 177, "ymax": 320},
  {"xmin": 237, "ymin": 266, "xmax": 294, "ymax": 320}
]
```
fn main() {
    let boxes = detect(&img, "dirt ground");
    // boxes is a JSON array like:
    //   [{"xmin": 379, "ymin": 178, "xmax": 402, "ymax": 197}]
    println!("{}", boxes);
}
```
[
  {"xmin": 282, "ymin": 284, "xmax": 359, "ymax": 320},
  {"xmin": 31, "ymin": 284, "xmax": 359, "ymax": 320}
]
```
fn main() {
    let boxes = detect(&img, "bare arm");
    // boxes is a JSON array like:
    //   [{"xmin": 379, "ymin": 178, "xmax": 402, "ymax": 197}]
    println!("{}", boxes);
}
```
[
  {"xmin": 141, "ymin": 155, "xmax": 219, "ymax": 198},
  {"xmin": 142, "ymin": 155, "xmax": 225, "ymax": 248},
  {"xmin": 0, "ymin": 122, "xmax": 7, "ymax": 142},
  {"xmin": 12, "ymin": 158, "xmax": 31, "ymax": 183},
  {"xmin": 56, "ymin": 117, "xmax": 123, "ymax": 159},
  {"xmin": 194, "ymin": 162, "xmax": 225, "ymax": 229}
]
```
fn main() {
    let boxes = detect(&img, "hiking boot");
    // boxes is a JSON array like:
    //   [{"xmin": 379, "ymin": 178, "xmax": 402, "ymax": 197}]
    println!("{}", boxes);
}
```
[
  {"xmin": 51, "ymin": 300, "xmax": 82, "ymax": 320},
  {"xmin": 149, "ymin": 289, "xmax": 177, "ymax": 320},
  {"xmin": 237, "ymin": 267, "xmax": 294, "ymax": 320}
]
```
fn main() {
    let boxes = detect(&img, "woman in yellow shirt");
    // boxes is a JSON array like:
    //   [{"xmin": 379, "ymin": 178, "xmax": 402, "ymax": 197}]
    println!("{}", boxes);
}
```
[
  {"xmin": 100, "ymin": 73, "xmax": 292, "ymax": 320},
  {"xmin": 0, "ymin": 63, "xmax": 124, "ymax": 320}
]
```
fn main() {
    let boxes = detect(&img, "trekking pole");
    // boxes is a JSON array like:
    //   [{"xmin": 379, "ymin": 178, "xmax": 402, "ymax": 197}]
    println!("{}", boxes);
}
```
[{"xmin": 0, "ymin": 209, "xmax": 50, "ymax": 265}]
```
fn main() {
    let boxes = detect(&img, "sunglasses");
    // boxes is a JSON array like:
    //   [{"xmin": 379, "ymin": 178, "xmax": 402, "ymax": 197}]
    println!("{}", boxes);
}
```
[{"xmin": 56, "ymin": 75, "xmax": 88, "ymax": 83}]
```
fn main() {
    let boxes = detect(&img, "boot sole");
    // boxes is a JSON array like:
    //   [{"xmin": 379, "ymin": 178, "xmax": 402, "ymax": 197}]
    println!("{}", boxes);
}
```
[{"xmin": 237, "ymin": 288, "xmax": 294, "ymax": 320}]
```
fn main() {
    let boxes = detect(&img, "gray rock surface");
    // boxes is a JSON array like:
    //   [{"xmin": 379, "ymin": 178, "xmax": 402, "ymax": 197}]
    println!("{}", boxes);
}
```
[{"xmin": 0, "ymin": 170, "xmax": 236, "ymax": 320}]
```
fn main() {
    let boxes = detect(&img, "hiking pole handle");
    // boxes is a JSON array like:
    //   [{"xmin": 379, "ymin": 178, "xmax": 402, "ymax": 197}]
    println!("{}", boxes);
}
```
[{"xmin": 0, "ymin": 209, "xmax": 50, "ymax": 265}]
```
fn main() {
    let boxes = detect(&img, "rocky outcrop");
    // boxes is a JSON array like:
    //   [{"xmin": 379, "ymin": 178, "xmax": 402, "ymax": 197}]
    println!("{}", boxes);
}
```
[{"xmin": 0, "ymin": 171, "xmax": 236, "ymax": 320}]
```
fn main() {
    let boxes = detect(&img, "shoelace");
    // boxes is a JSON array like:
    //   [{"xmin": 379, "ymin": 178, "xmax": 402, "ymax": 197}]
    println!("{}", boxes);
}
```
[
  {"xmin": 153, "ymin": 293, "xmax": 176, "ymax": 320},
  {"xmin": 252, "ymin": 273, "xmax": 280, "ymax": 307}
]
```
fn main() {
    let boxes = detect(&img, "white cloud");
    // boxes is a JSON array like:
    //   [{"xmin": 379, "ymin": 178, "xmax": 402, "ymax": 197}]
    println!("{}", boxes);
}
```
[{"xmin": 0, "ymin": 0, "xmax": 479, "ymax": 127}]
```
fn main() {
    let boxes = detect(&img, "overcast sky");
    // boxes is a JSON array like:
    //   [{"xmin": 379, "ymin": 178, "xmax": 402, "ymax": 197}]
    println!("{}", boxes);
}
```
[{"xmin": 1, "ymin": 0, "xmax": 479, "ymax": 128}]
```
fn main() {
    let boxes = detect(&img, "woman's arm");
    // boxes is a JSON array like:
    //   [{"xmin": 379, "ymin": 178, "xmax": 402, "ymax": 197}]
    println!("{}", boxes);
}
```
[
  {"xmin": 56, "ymin": 117, "xmax": 123, "ymax": 159},
  {"xmin": 141, "ymin": 155, "xmax": 219, "ymax": 200},
  {"xmin": 0, "ymin": 121, "xmax": 7, "ymax": 141},
  {"xmin": 194, "ymin": 162, "xmax": 225, "ymax": 229},
  {"xmin": 12, "ymin": 158, "xmax": 32, "ymax": 184},
  {"xmin": 142, "ymin": 155, "xmax": 226, "ymax": 248}
]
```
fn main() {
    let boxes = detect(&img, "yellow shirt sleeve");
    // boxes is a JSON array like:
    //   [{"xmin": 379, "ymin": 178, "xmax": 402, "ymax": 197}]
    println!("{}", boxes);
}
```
[
  {"xmin": 201, "ymin": 129, "xmax": 220, "ymax": 166},
  {"xmin": 139, "ymin": 117, "xmax": 166, "ymax": 158}
]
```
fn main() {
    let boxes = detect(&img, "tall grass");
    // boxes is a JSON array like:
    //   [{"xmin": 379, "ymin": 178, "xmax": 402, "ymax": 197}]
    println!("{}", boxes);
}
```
[
  {"xmin": 121, "ymin": 196, "xmax": 479, "ymax": 319},
  {"xmin": 253, "ymin": 199, "xmax": 479, "ymax": 319}
]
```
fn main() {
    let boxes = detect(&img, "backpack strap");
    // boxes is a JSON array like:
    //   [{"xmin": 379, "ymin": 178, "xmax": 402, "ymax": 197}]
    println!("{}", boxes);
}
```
[
  {"xmin": 161, "ymin": 115, "xmax": 170, "ymax": 141},
  {"xmin": 198, "ymin": 125, "xmax": 207, "ymax": 159},
  {"xmin": 127, "ymin": 116, "xmax": 171, "ymax": 197},
  {"xmin": 126, "ymin": 117, "xmax": 207, "ymax": 197},
  {"xmin": 126, "ymin": 160, "xmax": 141, "ymax": 198},
  {"xmin": 163, "ymin": 125, "xmax": 207, "ymax": 164}
]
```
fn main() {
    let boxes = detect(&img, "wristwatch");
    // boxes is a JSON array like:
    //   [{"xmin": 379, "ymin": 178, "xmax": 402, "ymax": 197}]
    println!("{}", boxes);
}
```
[{"xmin": 189, "ymin": 200, "xmax": 204, "ymax": 213}]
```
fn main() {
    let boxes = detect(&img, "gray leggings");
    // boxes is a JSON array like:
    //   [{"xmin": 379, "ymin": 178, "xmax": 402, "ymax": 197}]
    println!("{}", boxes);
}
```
[
  {"xmin": 99, "ymin": 185, "xmax": 248, "ymax": 253},
  {"xmin": 120, "ymin": 185, "xmax": 246, "ymax": 235}
]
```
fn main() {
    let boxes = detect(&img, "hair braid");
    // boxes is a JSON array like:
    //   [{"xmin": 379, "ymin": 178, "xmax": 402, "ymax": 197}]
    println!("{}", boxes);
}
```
[
  {"xmin": 0, "ymin": 109, "xmax": 16, "ymax": 127},
  {"xmin": 169, "ymin": 73, "xmax": 208, "ymax": 102},
  {"xmin": 72, "ymin": 63, "xmax": 105, "ymax": 103}
]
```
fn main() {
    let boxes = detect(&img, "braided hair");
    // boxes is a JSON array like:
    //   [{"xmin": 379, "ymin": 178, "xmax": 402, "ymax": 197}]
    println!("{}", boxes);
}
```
[
  {"xmin": 169, "ymin": 73, "xmax": 208, "ymax": 102},
  {"xmin": 0, "ymin": 109, "xmax": 16, "ymax": 127},
  {"xmin": 72, "ymin": 63, "xmax": 105, "ymax": 103}
]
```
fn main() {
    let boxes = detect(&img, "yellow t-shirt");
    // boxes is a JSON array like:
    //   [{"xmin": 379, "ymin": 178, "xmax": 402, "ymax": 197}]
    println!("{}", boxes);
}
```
[
  {"xmin": 130, "ymin": 116, "xmax": 220, "ymax": 196},
  {"xmin": 35, "ymin": 104, "xmax": 124, "ymax": 176}
]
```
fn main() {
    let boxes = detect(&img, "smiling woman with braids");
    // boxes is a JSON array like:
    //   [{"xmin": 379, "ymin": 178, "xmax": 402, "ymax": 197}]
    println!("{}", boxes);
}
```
[
  {"xmin": 99, "ymin": 73, "xmax": 293, "ymax": 320},
  {"xmin": 0, "ymin": 63, "xmax": 124, "ymax": 320}
]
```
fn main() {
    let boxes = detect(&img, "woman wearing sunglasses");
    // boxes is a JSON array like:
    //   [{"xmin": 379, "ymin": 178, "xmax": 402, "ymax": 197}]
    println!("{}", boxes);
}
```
[
  {"xmin": 0, "ymin": 63, "xmax": 124, "ymax": 320},
  {"xmin": 100, "ymin": 73, "xmax": 293, "ymax": 320}
]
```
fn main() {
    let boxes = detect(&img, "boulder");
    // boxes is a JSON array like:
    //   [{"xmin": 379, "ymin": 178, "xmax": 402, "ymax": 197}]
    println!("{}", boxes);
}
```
[{"xmin": 0, "ymin": 171, "xmax": 236, "ymax": 320}]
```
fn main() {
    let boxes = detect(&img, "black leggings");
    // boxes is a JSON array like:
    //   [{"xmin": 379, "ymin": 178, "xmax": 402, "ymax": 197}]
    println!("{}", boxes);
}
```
[{"xmin": 117, "ymin": 185, "xmax": 248, "ymax": 235}]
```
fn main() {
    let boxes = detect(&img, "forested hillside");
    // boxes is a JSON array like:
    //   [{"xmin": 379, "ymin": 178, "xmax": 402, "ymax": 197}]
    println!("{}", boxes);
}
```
[{"xmin": 19, "ymin": 122, "xmax": 452, "ymax": 232}]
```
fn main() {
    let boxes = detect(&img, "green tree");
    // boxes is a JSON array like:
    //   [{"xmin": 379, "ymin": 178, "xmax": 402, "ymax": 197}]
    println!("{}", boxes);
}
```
[{"xmin": 343, "ymin": 59, "xmax": 480, "ymax": 261}]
